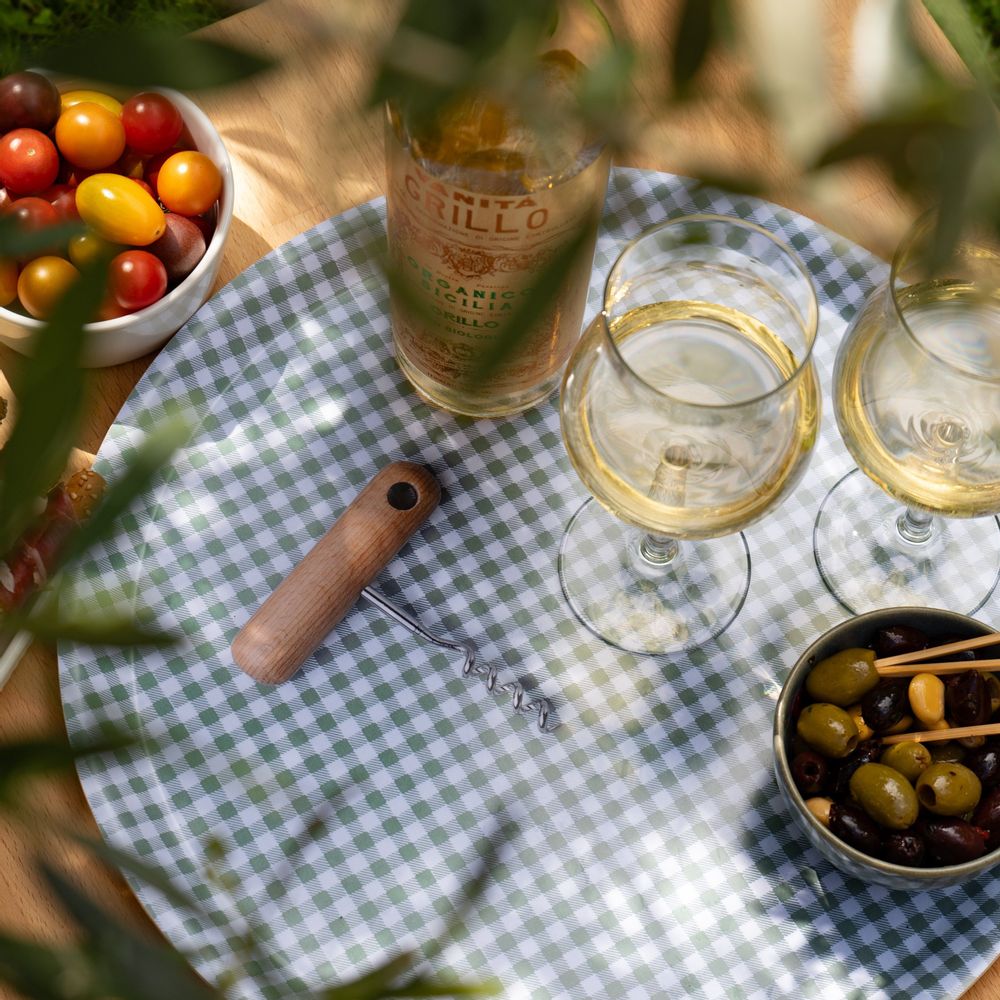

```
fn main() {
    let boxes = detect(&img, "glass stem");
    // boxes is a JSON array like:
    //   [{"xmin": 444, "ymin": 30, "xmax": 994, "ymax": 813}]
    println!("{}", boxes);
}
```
[
  {"xmin": 896, "ymin": 507, "xmax": 935, "ymax": 545},
  {"xmin": 638, "ymin": 533, "xmax": 679, "ymax": 566}
]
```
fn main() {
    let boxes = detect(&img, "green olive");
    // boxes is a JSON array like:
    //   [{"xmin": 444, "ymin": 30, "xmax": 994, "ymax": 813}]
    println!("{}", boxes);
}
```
[
  {"xmin": 805, "ymin": 648, "xmax": 879, "ymax": 707},
  {"xmin": 880, "ymin": 741, "xmax": 933, "ymax": 783},
  {"xmin": 915, "ymin": 762, "xmax": 983, "ymax": 816},
  {"xmin": 849, "ymin": 763, "xmax": 919, "ymax": 830},
  {"xmin": 796, "ymin": 703, "xmax": 859, "ymax": 758}
]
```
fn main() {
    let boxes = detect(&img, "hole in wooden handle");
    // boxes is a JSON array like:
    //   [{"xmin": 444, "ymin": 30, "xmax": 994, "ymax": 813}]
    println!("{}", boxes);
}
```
[{"xmin": 387, "ymin": 481, "xmax": 418, "ymax": 511}]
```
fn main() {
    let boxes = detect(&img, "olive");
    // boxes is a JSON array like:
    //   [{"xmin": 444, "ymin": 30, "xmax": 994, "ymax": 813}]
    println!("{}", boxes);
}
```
[
  {"xmin": 915, "ymin": 762, "xmax": 982, "ymax": 816},
  {"xmin": 872, "ymin": 624, "xmax": 928, "ymax": 660},
  {"xmin": 926, "ymin": 634, "xmax": 978, "ymax": 663},
  {"xmin": 880, "ymin": 741, "xmax": 932, "ymax": 783},
  {"xmin": 882, "ymin": 830, "xmax": 926, "ymax": 867},
  {"xmin": 971, "ymin": 785, "xmax": 1000, "ymax": 850},
  {"xmin": 796, "ymin": 703, "xmax": 859, "ymax": 758},
  {"xmin": 945, "ymin": 670, "xmax": 990, "ymax": 728},
  {"xmin": 790, "ymin": 751, "xmax": 828, "ymax": 795},
  {"xmin": 921, "ymin": 816, "xmax": 987, "ymax": 865},
  {"xmin": 829, "ymin": 800, "xmax": 881, "ymax": 855},
  {"xmin": 963, "ymin": 744, "xmax": 1000, "ymax": 788},
  {"xmin": 804, "ymin": 796, "xmax": 833, "ymax": 827},
  {"xmin": 806, "ymin": 648, "xmax": 879, "ymax": 707},
  {"xmin": 985, "ymin": 674, "xmax": 1000, "ymax": 716},
  {"xmin": 849, "ymin": 763, "xmax": 919, "ymax": 830},
  {"xmin": 931, "ymin": 742, "xmax": 965, "ymax": 764},
  {"xmin": 908, "ymin": 673, "xmax": 946, "ymax": 727},
  {"xmin": 861, "ymin": 680, "xmax": 908, "ymax": 733},
  {"xmin": 830, "ymin": 740, "xmax": 882, "ymax": 798}
]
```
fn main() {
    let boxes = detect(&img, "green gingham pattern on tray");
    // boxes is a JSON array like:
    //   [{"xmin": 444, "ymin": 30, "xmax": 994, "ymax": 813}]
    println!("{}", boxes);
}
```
[{"xmin": 59, "ymin": 168, "xmax": 1000, "ymax": 1000}]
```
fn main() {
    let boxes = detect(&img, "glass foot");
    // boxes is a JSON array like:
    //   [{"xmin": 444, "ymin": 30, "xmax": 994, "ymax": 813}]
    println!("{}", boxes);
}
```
[
  {"xmin": 557, "ymin": 497, "xmax": 751, "ymax": 655},
  {"xmin": 814, "ymin": 468, "xmax": 1000, "ymax": 615}
]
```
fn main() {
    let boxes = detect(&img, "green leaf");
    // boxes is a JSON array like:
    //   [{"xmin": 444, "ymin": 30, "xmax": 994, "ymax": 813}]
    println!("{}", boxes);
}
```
[
  {"xmin": 0, "ymin": 260, "xmax": 105, "ymax": 559},
  {"xmin": 34, "ymin": 31, "xmax": 274, "ymax": 91},
  {"xmin": 64, "ymin": 831, "xmax": 201, "ymax": 915},
  {"xmin": 40, "ymin": 863, "xmax": 222, "ymax": 1000},
  {"xmin": 0, "ymin": 734, "xmax": 133, "ymax": 799},
  {"xmin": 10, "ymin": 604, "xmax": 177, "ymax": 648},
  {"xmin": 0, "ymin": 217, "xmax": 84, "ymax": 260},
  {"xmin": 921, "ymin": 0, "xmax": 1000, "ymax": 98},
  {"xmin": 0, "ymin": 933, "xmax": 94, "ymax": 1000},
  {"xmin": 465, "ymin": 222, "xmax": 598, "ymax": 387},
  {"xmin": 671, "ymin": 0, "xmax": 717, "ymax": 95}
]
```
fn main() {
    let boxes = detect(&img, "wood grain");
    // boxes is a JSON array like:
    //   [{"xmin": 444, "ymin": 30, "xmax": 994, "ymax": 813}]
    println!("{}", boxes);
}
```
[
  {"xmin": 232, "ymin": 461, "xmax": 440, "ymax": 684},
  {"xmin": 0, "ymin": 1, "xmax": 996, "ymax": 998}
]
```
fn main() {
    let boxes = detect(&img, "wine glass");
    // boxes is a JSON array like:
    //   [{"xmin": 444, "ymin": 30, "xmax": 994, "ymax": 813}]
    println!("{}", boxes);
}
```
[
  {"xmin": 814, "ymin": 216, "xmax": 1000, "ymax": 614},
  {"xmin": 558, "ymin": 214, "xmax": 820, "ymax": 654}
]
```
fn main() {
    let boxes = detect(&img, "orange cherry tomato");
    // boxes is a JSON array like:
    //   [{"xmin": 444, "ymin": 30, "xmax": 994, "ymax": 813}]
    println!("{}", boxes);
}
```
[
  {"xmin": 55, "ymin": 102, "xmax": 126, "ymax": 170},
  {"xmin": 17, "ymin": 256, "xmax": 79, "ymax": 319},
  {"xmin": 75, "ymin": 173, "xmax": 165, "ymax": 246},
  {"xmin": 155, "ymin": 151, "xmax": 221, "ymax": 217},
  {"xmin": 59, "ymin": 89, "xmax": 123, "ymax": 117},
  {"xmin": 0, "ymin": 259, "xmax": 17, "ymax": 307}
]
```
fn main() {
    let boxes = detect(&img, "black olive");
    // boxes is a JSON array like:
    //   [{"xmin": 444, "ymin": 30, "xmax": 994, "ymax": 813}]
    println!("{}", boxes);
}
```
[
  {"xmin": 971, "ymin": 785, "xmax": 1000, "ymax": 850},
  {"xmin": 925, "ymin": 634, "xmax": 978, "ymax": 663},
  {"xmin": 872, "ymin": 624, "xmax": 929, "ymax": 660},
  {"xmin": 962, "ymin": 745, "xmax": 1000, "ymax": 788},
  {"xmin": 861, "ymin": 680, "xmax": 908, "ymax": 732},
  {"xmin": 945, "ymin": 670, "xmax": 990, "ymax": 728},
  {"xmin": 829, "ymin": 740, "xmax": 882, "ymax": 798},
  {"xmin": 881, "ymin": 830, "xmax": 926, "ymax": 867},
  {"xmin": 829, "ymin": 800, "xmax": 881, "ymax": 855},
  {"xmin": 921, "ymin": 816, "xmax": 987, "ymax": 865},
  {"xmin": 790, "ymin": 751, "xmax": 828, "ymax": 795}
]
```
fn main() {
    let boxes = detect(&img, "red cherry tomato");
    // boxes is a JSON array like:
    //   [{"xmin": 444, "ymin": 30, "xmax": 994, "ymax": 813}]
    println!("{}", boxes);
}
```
[
  {"xmin": 0, "ymin": 258, "xmax": 17, "ymax": 307},
  {"xmin": 17, "ymin": 256, "xmax": 79, "ymax": 319},
  {"xmin": 121, "ymin": 92, "xmax": 183, "ymax": 156},
  {"xmin": 44, "ymin": 183, "xmax": 81, "ymax": 223},
  {"xmin": 56, "ymin": 102, "xmax": 127, "ymax": 170},
  {"xmin": 155, "ymin": 151, "xmax": 221, "ymax": 217},
  {"xmin": 108, "ymin": 250, "xmax": 167, "ymax": 311},
  {"xmin": 130, "ymin": 178, "xmax": 156, "ymax": 199},
  {"xmin": 0, "ymin": 128, "xmax": 60, "ymax": 196},
  {"xmin": 3, "ymin": 196, "xmax": 60, "ymax": 261}
]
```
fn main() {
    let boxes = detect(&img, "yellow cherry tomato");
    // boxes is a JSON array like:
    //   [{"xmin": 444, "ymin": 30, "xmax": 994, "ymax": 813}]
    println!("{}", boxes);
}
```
[
  {"xmin": 56, "ymin": 102, "xmax": 126, "ymax": 169},
  {"xmin": 68, "ymin": 231, "xmax": 119, "ymax": 268},
  {"xmin": 75, "ymin": 173, "xmax": 166, "ymax": 246},
  {"xmin": 0, "ymin": 259, "xmax": 18, "ymax": 307},
  {"xmin": 156, "ymin": 151, "xmax": 222, "ymax": 216},
  {"xmin": 60, "ymin": 89, "xmax": 123, "ymax": 117},
  {"xmin": 17, "ymin": 256, "xmax": 79, "ymax": 319}
]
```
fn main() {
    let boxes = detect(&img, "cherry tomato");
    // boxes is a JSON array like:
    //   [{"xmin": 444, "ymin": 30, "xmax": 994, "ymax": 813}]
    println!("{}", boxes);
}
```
[
  {"xmin": 0, "ymin": 259, "xmax": 17, "ymax": 307},
  {"xmin": 121, "ymin": 92, "xmax": 183, "ymax": 156},
  {"xmin": 44, "ymin": 184, "xmax": 81, "ymax": 223},
  {"xmin": 0, "ymin": 72, "xmax": 61, "ymax": 132},
  {"xmin": 17, "ymin": 256, "xmax": 79, "ymax": 319},
  {"xmin": 55, "ymin": 103, "xmax": 126, "ymax": 170},
  {"xmin": 75, "ymin": 173, "xmax": 166, "ymax": 246},
  {"xmin": 130, "ymin": 178, "xmax": 156, "ymax": 199},
  {"xmin": 156, "ymin": 151, "xmax": 221, "ymax": 217},
  {"xmin": 3, "ymin": 196, "xmax": 60, "ymax": 261},
  {"xmin": 108, "ymin": 250, "xmax": 167, "ymax": 311},
  {"xmin": 0, "ymin": 129, "xmax": 60, "ymax": 196},
  {"xmin": 60, "ymin": 89, "xmax": 123, "ymax": 117},
  {"xmin": 149, "ymin": 213, "xmax": 206, "ymax": 282},
  {"xmin": 68, "ymin": 231, "xmax": 118, "ymax": 269}
]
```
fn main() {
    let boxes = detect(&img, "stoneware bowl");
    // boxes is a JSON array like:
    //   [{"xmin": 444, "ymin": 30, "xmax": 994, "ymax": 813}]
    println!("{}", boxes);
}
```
[
  {"xmin": 773, "ymin": 606, "xmax": 1000, "ymax": 890},
  {"xmin": 0, "ymin": 86, "xmax": 233, "ymax": 367}
]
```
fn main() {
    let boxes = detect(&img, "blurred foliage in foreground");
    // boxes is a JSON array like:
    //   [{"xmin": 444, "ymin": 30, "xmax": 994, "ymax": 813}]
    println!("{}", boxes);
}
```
[
  {"xmin": 968, "ymin": 0, "xmax": 1000, "ymax": 44},
  {"xmin": 0, "ymin": 0, "xmax": 254, "ymax": 77}
]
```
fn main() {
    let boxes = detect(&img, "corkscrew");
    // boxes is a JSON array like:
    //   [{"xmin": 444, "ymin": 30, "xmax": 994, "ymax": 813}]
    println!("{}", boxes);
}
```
[{"xmin": 231, "ymin": 460, "xmax": 558, "ymax": 732}]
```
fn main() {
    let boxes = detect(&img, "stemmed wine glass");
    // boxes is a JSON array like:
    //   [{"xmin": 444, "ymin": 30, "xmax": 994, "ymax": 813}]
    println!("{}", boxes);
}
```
[
  {"xmin": 558, "ymin": 214, "xmax": 820, "ymax": 654},
  {"xmin": 814, "ymin": 216, "xmax": 1000, "ymax": 614}
]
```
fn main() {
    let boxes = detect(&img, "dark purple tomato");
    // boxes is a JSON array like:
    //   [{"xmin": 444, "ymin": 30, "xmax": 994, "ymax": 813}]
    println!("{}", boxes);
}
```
[{"xmin": 0, "ymin": 71, "xmax": 61, "ymax": 132}]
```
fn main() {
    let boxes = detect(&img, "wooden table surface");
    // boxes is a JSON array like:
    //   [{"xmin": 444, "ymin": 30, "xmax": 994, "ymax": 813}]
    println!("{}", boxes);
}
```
[{"xmin": 0, "ymin": 1, "xmax": 994, "ymax": 998}]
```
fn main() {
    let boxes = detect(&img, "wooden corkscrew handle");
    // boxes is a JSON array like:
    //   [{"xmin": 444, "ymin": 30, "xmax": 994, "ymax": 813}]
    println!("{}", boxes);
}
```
[{"xmin": 231, "ymin": 461, "xmax": 441, "ymax": 685}]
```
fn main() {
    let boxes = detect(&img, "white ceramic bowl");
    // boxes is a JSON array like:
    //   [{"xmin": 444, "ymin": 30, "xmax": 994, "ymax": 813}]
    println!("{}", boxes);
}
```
[{"xmin": 0, "ymin": 86, "xmax": 233, "ymax": 367}]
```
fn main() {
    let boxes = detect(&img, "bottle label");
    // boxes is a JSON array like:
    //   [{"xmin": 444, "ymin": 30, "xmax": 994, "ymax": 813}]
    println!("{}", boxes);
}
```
[{"xmin": 385, "ymin": 128, "xmax": 610, "ymax": 402}]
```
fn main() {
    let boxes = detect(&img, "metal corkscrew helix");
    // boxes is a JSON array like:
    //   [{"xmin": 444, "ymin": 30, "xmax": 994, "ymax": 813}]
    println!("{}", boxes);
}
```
[{"xmin": 362, "ymin": 587, "xmax": 557, "ymax": 732}]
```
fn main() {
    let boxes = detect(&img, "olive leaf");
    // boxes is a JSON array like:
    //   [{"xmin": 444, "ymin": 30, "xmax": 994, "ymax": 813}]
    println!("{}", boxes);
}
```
[
  {"xmin": 670, "ymin": 0, "xmax": 718, "ymax": 96},
  {"xmin": 33, "ymin": 31, "xmax": 273, "ymax": 91},
  {"xmin": 0, "ymin": 933, "xmax": 96, "ymax": 1000},
  {"xmin": 0, "ymin": 734, "xmax": 133, "ymax": 802},
  {"xmin": 921, "ymin": 0, "xmax": 1000, "ymax": 98},
  {"xmin": 0, "ymin": 260, "xmax": 106, "ymax": 560}
]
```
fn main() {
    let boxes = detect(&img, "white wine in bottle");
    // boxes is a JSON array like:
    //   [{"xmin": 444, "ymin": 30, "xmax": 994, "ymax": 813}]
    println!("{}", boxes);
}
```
[{"xmin": 385, "ymin": 48, "xmax": 611, "ymax": 418}]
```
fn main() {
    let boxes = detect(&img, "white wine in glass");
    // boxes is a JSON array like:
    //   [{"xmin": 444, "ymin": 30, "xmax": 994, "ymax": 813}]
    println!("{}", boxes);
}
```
[
  {"xmin": 816, "ymin": 218, "xmax": 1000, "ymax": 613},
  {"xmin": 560, "ymin": 215, "xmax": 820, "ymax": 654}
]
